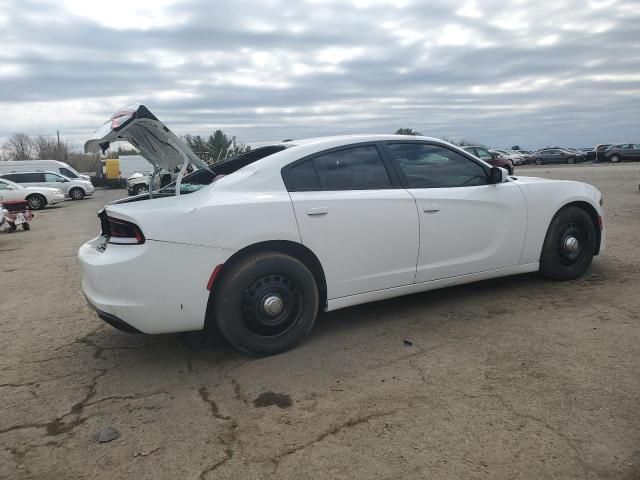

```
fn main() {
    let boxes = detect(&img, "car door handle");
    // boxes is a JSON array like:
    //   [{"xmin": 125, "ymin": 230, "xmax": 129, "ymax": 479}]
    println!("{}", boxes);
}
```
[
  {"xmin": 306, "ymin": 207, "xmax": 328, "ymax": 216},
  {"xmin": 423, "ymin": 205, "xmax": 441, "ymax": 213}
]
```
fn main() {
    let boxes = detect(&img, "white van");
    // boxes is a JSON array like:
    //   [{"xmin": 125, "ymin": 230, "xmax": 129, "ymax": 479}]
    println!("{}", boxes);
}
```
[{"xmin": 0, "ymin": 160, "xmax": 91, "ymax": 182}]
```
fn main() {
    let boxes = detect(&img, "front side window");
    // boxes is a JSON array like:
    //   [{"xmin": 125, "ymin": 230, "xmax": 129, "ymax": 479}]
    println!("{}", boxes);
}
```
[
  {"xmin": 387, "ymin": 143, "xmax": 488, "ymax": 188},
  {"xmin": 44, "ymin": 173, "xmax": 65, "ymax": 182},
  {"xmin": 59, "ymin": 167, "xmax": 79, "ymax": 178},
  {"xmin": 0, "ymin": 181, "xmax": 10, "ymax": 190},
  {"xmin": 284, "ymin": 145, "xmax": 391, "ymax": 191}
]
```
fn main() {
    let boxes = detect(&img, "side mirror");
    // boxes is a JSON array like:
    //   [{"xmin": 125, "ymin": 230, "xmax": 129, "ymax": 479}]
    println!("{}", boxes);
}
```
[
  {"xmin": 490, "ymin": 152, "xmax": 498, "ymax": 159},
  {"xmin": 489, "ymin": 166, "xmax": 507, "ymax": 184}
]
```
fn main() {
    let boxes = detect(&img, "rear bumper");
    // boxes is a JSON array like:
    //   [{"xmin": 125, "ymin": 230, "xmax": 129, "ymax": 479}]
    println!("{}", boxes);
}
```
[
  {"xmin": 84, "ymin": 295, "xmax": 142, "ymax": 333},
  {"xmin": 78, "ymin": 237, "xmax": 236, "ymax": 334}
]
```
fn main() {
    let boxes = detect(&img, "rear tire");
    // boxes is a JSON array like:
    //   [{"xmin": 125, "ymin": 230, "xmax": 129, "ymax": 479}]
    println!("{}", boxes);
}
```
[
  {"xmin": 535, "ymin": 158, "xmax": 543, "ymax": 165},
  {"xmin": 211, "ymin": 252, "xmax": 319, "ymax": 356},
  {"xmin": 26, "ymin": 194, "xmax": 46, "ymax": 210},
  {"xmin": 540, "ymin": 207, "xmax": 596, "ymax": 281},
  {"xmin": 22, "ymin": 223, "xmax": 30, "ymax": 231},
  {"xmin": 610, "ymin": 154, "xmax": 620, "ymax": 163},
  {"xmin": 567, "ymin": 157, "xmax": 576, "ymax": 164},
  {"xmin": 69, "ymin": 188, "xmax": 85, "ymax": 200}
]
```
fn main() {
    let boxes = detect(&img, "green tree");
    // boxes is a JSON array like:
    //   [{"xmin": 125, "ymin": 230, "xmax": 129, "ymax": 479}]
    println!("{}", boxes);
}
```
[{"xmin": 395, "ymin": 128, "xmax": 422, "ymax": 136}]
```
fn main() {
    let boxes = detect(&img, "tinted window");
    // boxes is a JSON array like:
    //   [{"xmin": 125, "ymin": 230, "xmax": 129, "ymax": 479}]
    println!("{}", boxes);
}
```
[
  {"xmin": 0, "ymin": 181, "xmax": 10, "ymax": 190},
  {"xmin": 312, "ymin": 146, "xmax": 391, "ymax": 190},
  {"xmin": 387, "ymin": 143, "xmax": 488, "ymax": 188},
  {"xmin": 4, "ymin": 173, "xmax": 44, "ymax": 183},
  {"xmin": 286, "ymin": 160, "xmax": 320, "ymax": 190},
  {"xmin": 59, "ymin": 167, "xmax": 78, "ymax": 178}
]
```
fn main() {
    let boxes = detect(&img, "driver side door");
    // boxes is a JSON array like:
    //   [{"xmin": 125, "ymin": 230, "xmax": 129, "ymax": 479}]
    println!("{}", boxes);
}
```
[{"xmin": 383, "ymin": 142, "xmax": 527, "ymax": 283}]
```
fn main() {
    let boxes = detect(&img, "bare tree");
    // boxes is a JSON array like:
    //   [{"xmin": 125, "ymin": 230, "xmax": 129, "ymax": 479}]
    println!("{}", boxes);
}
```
[
  {"xmin": 3, "ymin": 132, "xmax": 33, "ymax": 160},
  {"xmin": 33, "ymin": 135, "xmax": 58, "ymax": 159}
]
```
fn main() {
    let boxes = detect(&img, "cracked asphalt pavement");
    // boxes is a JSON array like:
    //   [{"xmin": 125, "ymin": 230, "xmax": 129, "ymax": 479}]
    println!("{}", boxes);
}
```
[{"xmin": 1, "ymin": 163, "xmax": 639, "ymax": 479}]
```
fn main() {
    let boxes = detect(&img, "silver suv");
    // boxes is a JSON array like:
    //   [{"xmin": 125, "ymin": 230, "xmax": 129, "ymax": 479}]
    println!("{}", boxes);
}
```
[{"xmin": 0, "ymin": 171, "xmax": 95, "ymax": 200}]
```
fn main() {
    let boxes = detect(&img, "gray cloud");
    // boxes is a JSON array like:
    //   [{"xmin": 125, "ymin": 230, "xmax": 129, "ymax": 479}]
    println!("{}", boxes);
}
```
[{"xmin": 0, "ymin": 0, "xmax": 639, "ymax": 149}]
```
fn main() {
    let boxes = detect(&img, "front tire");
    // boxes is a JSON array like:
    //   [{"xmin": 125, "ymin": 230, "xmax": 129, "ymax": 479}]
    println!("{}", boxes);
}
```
[
  {"xmin": 535, "ymin": 158, "xmax": 543, "ymax": 165},
  {"xmin": 610, "ymin": 154, "xmax": 621, "ymax": 163},
  {"xmin": 69, "ymin": 188, "xmax": 85, "ymax": 200},
  {"xmin": 26, "ymin": 194, "xmax": 46, "ymax": 210},
  {"xmin": 567, "ymin": 156, "xmax": 576, "ymax": 164},
  {"xmin": 134, "ymin": 184, "xmax": 149, "ymax": 195},
  {"xmin": 212, "ymin": 252, "xmax": 319, "ymax": 356},
  {"xmin": 540, "ymin": 207, "xmax": 596, "ymax": 281}
]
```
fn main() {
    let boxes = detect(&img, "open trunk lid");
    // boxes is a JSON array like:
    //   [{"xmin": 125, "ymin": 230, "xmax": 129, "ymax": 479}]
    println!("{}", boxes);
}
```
[{"xmin": 84, "ymin": 104, "xmax": 210, "ymax": 173}]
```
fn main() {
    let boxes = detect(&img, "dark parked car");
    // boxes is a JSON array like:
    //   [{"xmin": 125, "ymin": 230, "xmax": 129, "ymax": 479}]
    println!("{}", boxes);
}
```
[
  {"xmin": 462, "ymin": 146, "xmax": 514, "ymax": 174},
  {"xmin": 605, "ymin": 144, "xmax": 640, "ymax": 163},
  {"xmin": 531, "ymin": 148, "xmax": 586, "ymax": 165},
  {"xmin": 594, "ymin": 144, "xmax": 612, "ymax": 162}
]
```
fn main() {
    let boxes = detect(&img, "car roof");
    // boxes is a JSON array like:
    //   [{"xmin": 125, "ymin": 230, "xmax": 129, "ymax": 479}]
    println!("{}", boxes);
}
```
[
  {"xmin": 280, "ymin": 134, "xmax": 445, "ymax": 148},
  {"xmin": 1, "ymin": 170, "xmax": 61, "ymax": 175}
]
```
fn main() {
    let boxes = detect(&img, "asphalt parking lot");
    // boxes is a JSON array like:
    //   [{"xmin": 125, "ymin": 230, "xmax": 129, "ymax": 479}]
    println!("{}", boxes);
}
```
[{"xmin": 1, "ymin": 162, "xmax": 639, "ymax": 480}]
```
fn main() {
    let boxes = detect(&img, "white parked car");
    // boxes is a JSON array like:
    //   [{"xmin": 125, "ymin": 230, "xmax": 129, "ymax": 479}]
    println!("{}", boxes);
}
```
[
  {"xmin": 79, "ymin": 105, "xmax": 606, "ymax": 356},
  {"xmin": 0, "ymin": 171, "xmax": 95, "ymax": 200},
  {"xmin": 0, "ymin": 177, "xmax": 66, "ymax": 210}
]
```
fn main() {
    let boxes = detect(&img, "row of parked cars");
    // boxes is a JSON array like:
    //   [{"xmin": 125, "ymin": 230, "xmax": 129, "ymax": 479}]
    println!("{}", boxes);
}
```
[
  {"xmin": 490, "ymin": 144, "xmax": 640, "ymax": 166},
  {"xmin": 0, "ymin": 160, "xmax": 95, "ymax": 210}
]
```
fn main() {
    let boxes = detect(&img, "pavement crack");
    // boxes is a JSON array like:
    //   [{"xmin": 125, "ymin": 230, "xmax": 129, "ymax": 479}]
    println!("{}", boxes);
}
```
[
  {"xmin": 198, "ymin": 385, "xmax": 230, "ymax": 420},
  {"xmin": 270, "ymin": 409, "xmax": 396, "ymax": 470},
  {"xmin": 199, "ymin": 448, "xmax": 233, "ymax": 479}
]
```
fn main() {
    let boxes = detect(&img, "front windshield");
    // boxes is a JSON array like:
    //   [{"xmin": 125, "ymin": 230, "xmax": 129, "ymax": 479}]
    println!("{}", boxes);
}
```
[{"xmin": 0, "ymin": 178, "xmax": 24, "ymax": 189}]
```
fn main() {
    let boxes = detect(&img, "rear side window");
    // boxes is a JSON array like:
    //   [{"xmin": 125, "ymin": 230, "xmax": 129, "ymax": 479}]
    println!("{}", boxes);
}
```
[
  {"xmin": 5, "ymin": 173, "xmax": 44, "ymax": 183},
  {"xmin": 284, "ymin": 145, "xmax": 392, "ymax": 191},
  {"xmin": 286, "ymin": 160, "xmax": 320, "ymax": 190}
]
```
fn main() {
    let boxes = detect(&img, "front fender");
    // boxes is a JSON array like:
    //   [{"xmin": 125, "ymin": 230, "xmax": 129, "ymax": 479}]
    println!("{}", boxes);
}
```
[{"xmin": 517, "ymin": 179, "xmax": 604, "ymax": 264}]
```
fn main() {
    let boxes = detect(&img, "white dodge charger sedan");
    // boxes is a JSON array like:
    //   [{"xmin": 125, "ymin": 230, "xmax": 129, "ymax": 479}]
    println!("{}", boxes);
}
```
[{"xmin": 79, "ymin": 105, "xmax": 605, "ymax": 356}]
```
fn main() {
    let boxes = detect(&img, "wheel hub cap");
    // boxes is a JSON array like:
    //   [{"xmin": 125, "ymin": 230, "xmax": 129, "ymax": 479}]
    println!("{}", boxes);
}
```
[
  {"xmin": 564, "ymin": 236, "xmax": 579, "ymax": 253},
  {"xmin": 261, "ymin": 294, "xmax": 284, "ymax": 316}
]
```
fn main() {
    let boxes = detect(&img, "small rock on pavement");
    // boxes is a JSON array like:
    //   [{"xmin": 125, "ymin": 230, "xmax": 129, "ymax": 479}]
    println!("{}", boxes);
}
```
[
  {"xmin": 95, "ymin": 426, "xmax": 120, "ymax": 443},
  {"xmin": 403, "ymin": 339, "xmax": 413, "ymax": 347}
]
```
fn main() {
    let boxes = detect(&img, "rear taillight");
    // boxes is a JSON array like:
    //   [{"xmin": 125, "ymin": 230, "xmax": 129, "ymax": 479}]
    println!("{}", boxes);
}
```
[{"xmin": 106, "ymin": 216, "xmax": 145, "ymax": 245}]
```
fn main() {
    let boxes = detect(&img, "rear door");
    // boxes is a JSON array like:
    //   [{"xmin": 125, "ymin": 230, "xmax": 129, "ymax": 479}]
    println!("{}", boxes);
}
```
[
  {"xmin": 383, "ymin": 141, "xmax": 527, "ymax": 283},
  {"xmin": 283, "ymin": 143, "xmax": 419, "ymax": 299}
]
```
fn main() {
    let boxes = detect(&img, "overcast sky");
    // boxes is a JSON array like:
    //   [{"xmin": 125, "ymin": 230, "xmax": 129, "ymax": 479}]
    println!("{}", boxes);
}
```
[{"xmin": 0, "ymin": 0, "xmax": 638, "ymax": 149}]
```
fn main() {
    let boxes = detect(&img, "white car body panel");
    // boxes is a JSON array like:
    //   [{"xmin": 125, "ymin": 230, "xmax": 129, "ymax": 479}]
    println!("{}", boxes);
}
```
[
  {"xmin": 290, "ymin": 189, "xmax": 419, "ymax": 299},
  {"xmin": 80, "ymin": 237, "xmax": 235, "ymax": 333},
  {"xmin": 409, "ymin": 181, "xmax": 527, "ymax": 283},
  {"xmin": 78, "ymin": 107, "xmax": 605, "ymax": 336}
]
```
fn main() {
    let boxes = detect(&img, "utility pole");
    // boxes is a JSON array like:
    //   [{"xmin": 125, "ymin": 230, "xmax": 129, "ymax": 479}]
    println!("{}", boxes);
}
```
[{"xmin": 57, "ymin": 130, "xmax": 61, "ymax": 161}]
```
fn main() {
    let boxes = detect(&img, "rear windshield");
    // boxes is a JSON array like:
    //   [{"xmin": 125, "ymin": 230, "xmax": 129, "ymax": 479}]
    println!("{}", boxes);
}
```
[{"xmin": 160, "ymin": 145, "xmax": 287, "ymax": 194}]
